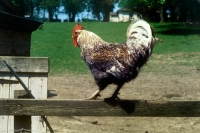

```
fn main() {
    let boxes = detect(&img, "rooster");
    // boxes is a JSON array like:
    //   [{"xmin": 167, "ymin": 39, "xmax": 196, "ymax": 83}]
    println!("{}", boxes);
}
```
[{"xmin": 72, "ymin": 19, "xmax": 155, "ymax": 100}]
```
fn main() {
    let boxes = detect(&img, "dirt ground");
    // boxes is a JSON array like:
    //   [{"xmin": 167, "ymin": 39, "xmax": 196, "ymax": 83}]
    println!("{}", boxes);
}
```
[{"xmin": 47, "ymin": 54, "xmax": 200, "ymax": 133}]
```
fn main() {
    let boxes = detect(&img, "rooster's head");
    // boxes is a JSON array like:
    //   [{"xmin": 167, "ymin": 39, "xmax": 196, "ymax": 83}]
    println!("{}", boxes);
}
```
[{"xmin": 72, "ymin": 23, "xmax": 84, "ymax": 47}]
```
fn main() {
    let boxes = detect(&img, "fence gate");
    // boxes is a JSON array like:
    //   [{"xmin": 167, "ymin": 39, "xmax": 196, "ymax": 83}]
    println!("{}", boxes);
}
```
[{"xmin": 0, "ymin": 56, "xmax": 49, "ymax": 133}]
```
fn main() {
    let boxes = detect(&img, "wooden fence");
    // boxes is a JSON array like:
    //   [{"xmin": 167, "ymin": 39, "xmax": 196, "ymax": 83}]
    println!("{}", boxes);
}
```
[
  {"xmin": 0, "ymin": 57, "xmax": 199, "ymax": 132},
  {"xmin": 0, "ymin": 56, "xmax": 49, "ymax": 133},
  {"xmin": 0, "ymin": 99, "xmax": 200, "ymax": 117}
]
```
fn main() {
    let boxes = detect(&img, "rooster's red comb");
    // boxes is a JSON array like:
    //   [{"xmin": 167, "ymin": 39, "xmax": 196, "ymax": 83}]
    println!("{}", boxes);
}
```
[
  {"xmin": 72, "ymin": 23, "xmax": 84, "ymax": 47},
  {"xmin": 74, "ymin": 23, "xmax": 84, "ymax": 31}
]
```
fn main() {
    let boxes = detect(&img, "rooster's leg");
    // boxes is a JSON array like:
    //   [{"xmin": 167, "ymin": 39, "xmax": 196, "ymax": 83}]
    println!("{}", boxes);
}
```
[
  {"xmin": 85, "ymin": 90, "xmax": 100, "ymax": 100},
  {"xmin": 105, "ymin": 83, "xmax": 124, "ymax": 101}
]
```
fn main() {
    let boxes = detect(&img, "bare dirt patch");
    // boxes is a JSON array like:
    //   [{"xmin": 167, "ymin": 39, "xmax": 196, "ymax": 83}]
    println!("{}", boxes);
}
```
[
  {"xmin": 47, "ymin": 74, "xmax": 200, "ymax": 133},
  {"xmin": 47, "ymin": 54, "xmax": 200, "ymax": 133}
]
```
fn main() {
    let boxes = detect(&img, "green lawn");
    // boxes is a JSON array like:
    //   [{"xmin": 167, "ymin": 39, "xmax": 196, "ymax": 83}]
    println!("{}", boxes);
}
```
[{"xmin": 31, "ymin": 22, "xmax": 200, "ymax": 75}]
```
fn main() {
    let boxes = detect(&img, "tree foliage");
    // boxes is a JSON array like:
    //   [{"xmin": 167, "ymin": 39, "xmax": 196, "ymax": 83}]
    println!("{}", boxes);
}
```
[
  {"xmin": 119, "ymin": 0, "xmax": 200, "ymax": 22},
  {"xmin": 62, "ymin": 0, "xmax": 87, "ymax": 22},
  {"xmin": 119, "ymin": 0, "xmax": 164, "ymax": 11},
  {"xmin": 102, "ymin": 0, "xmax": 116, "ymax": 21},
  {"xmin": 11, "ymin": 0, "xmax": 42, "ymax": 17},
  {"xmin": 41, "ymin": 0, "xmax": 61, "ymax": 21},
  {"xmin": 87, "ymin": 0, "xmax": 117, "ymax": 21},
  {"xmin": 160, "ymin": 0, "xmax": 200, "ymax": 22},
  {"xmin": 11, "ymin": 0, "xmax": 200, "ymax": 22},
  {"xmin": 61, "ymin": 0, "xmax": 116, "ymax": 22},
  {"xmin": 87, "ymin": 0, "xmax": 103, "ymax": 20}
]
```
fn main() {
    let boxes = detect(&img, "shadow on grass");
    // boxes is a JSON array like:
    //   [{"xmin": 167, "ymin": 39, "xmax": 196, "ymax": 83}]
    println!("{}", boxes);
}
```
[
  {"xmin": 156, "ymin": 28, "xmax": 200, "ymax": 36},
  {"xmin": 154, "ymin": 23, "xmax": 200, "ymax": 36}
]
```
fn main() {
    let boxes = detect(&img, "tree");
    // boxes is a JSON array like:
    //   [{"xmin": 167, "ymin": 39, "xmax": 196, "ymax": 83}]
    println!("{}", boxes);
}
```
[
  {"xmin": 87, "ymin": 0, "xmax": 117, "ymax": 21},
  {"xmin": 119, "ymin": 0, "xmax": 200, "ymax": 22},
  {"xmin": 41, "ymin": 0, "xmax": 60, "ymax": 22},
  {"xmin": 62, "ymin": 0, "xmax": 87, "ymax": 22},
  {"xmin": 119, "ymin": 0, "xmax": 164, "ymax": 22},
  {"xmin": 119, "ymin": 0, "xmax": 148, "ymax": 12},
  {"xmin": 102, "ymin": 0, "xmax": 116, "ymax": 21},
  {"xmin": 11, "ymin": 0, "xmax": 42, "ymax": 18},
  {"xmin": 87, "ymin": 0, "xmax": 103, "ymax": 21},
  {"xmin": 162, "ymin": 0, "xmax": 200, "ymax": 22}
]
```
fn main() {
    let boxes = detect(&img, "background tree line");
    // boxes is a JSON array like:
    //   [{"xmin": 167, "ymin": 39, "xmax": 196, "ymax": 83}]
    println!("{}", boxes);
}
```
[
  {"xmin": 11, "ymin": 0, "xmax": 200, "ymax": 22},
  {"xmin": 10, "ymin": 0, "xmax": 117, "ymax": 22},
  {"xmin": 120, "ymin": 0, "xmax": 200, "ymax": 23}
]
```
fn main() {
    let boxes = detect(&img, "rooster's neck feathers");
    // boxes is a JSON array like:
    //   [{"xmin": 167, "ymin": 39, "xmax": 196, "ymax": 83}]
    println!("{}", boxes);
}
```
[{"xmin": 77, "ymin": 30, "xmax": 109, "ymax": 50}]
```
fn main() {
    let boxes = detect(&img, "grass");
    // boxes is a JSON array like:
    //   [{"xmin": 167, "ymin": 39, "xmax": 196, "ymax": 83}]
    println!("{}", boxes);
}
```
[
  {"xmin": 151, "ymin": 23, "xmax": 200, "ymax": 54},
  {"xmin": 31, "ymin": 22, "xmax": 200, "ymax": 75}
]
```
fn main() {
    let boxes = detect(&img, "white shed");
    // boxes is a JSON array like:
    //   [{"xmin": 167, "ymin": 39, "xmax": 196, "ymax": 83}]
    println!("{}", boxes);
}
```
[
  {"xmin": 109, "ymin": 9, "xmax": 134, "ymax": 22},
  {"xmin": 109, "ymin": 12, "xmax": 118, "ymax": 22},
  {"xmin": 118, "ymin": 9, "xmax": 132, "ymax": 22}
]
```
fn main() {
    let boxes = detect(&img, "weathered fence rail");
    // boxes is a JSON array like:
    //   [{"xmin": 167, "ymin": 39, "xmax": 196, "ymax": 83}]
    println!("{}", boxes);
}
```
[{"xmin": 0, "ymin": 99, "xmax": 200, "ymax": 117}]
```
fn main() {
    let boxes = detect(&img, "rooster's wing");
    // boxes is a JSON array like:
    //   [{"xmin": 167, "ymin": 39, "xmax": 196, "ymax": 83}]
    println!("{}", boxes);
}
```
[{"xmin": 83, "ymin": 44, "xmax": 135, "ymax": 80}]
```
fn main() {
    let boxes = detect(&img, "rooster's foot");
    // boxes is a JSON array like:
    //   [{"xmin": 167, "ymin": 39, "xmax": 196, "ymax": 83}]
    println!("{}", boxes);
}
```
[
  {"xmin": 84, "ymin": 90, "xmax": 100, "ymax": 100},
  {"xmin": 84, "ymin": 94, "xmax": 100, "ymax": 100}
]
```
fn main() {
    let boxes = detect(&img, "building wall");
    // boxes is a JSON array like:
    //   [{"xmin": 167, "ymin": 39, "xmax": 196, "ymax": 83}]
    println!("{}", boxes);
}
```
[
  {"xmin": 110, "ymin": 16, "xmax": 119, "ymax": 22},
  {"xmin": 0, "ymin": 29, "xmax": 31, "ymax": 56},
  {"xmin": 119, "ymin": 12, "xmax": 130, "ymax": 22},
  {"xmin": 0, "ymin": 1, "xmax": 10, "ymax": 13},
  {"xmin": 0, "ymin": 11, "xmax": 42, "ymax": 56},
  {"xmin": 110, "ymin": 12, "xmax": 131, "ymax": 22}
]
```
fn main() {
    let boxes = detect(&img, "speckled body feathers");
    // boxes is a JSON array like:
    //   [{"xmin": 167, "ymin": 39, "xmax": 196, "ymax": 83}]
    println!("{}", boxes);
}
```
[{"xmin": 74, "ymin": 19, "xmax": 155, "ymax": 91}]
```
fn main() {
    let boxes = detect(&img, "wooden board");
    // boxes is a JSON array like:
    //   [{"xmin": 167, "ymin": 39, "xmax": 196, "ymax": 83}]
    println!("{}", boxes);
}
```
[
  {"xmin": 29, "ymin": 73, "xmax": 47, "ymax": 133},
  {"xmin": 0, "ymin": 73, "xmax": 14, "ymax": 133},
  {"xmin": 0, "ymin": 99, "xmax": 200, "ymax": 117},
  {"xmin": 0, "ymin": 73, "xmax": 48, "ymax": 133},
  {"xmin": 0, "ymin": 56, "xmax": 49, "ymax": 73}
]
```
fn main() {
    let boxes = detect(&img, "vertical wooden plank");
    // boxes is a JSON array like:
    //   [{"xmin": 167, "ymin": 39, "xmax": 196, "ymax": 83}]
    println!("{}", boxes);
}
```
[
  {"xmin": 29, "ymin": 73, "xmax": 47, "ymax": 133},
  {"xmin": 0, "ymin": 73, "xmax": 7, "ymax": 132},
  {"xmin": 7, "ymin": 116, "xmax": 14, "ymax": 133},
  {"xmin": 0, "ymin": 73, "xmax": 12, "ymax": 133},
  {"xmin": 0, "ymin": 74, "xmax": 2, "ymax": 98},
  {"xmin": 29, "ymin": 73, "xmax": 48, "ymax": 99},
  {"xmin": 31, "ymin": 116, "xmax": 47, "ymax": 133},
  {"xmin": 13, "ymin": 73, "xmax": 30, "ymax": 132},
  {"xmin": 9, "ymin": 75, "xmax": 16, "ymax": 99},
  {"xmin": 7, "ymin": 75, "xmax": 19, "ymax": 133},
  {"xmin": 7, "ymin": 82, "xmax": 14, "ymax": 133},
  {"xmin": 2, "ymin": 74, "xmax": 10, "ymax": 132},
  {"xmin": 0, "ymin": 73, "xmax": 4, "ymax": 132},
  {"xmin": 2, "ymin": 73, "xmax": 10, "ymax": 98}
]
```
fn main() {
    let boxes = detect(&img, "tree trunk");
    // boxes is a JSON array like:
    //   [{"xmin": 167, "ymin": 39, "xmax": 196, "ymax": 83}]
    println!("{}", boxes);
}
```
[
  {"xmin": 103, "ymin": 4, "xmax": 113, "ymax": 22},
  {"xmin": 48, "ymin": 7, "xmax": 53, "ymax": 22},
  {"xmin": 71, "ymin": 12, "xmax": 76, "ymax": 22},
  {"xmin": 30, "ymin": 0, "xmax": 33, "ymax": 18},
  {"xmin": 68, "ymin": 12, "xmax": 76, "ymax": 22},
  {"xmin": 160, "ymin": 6, "xmax": 164, "ymax": 23},
  {"xmin": 96, "ymin": 12, "xmax": 101, "ymax": 21}
]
